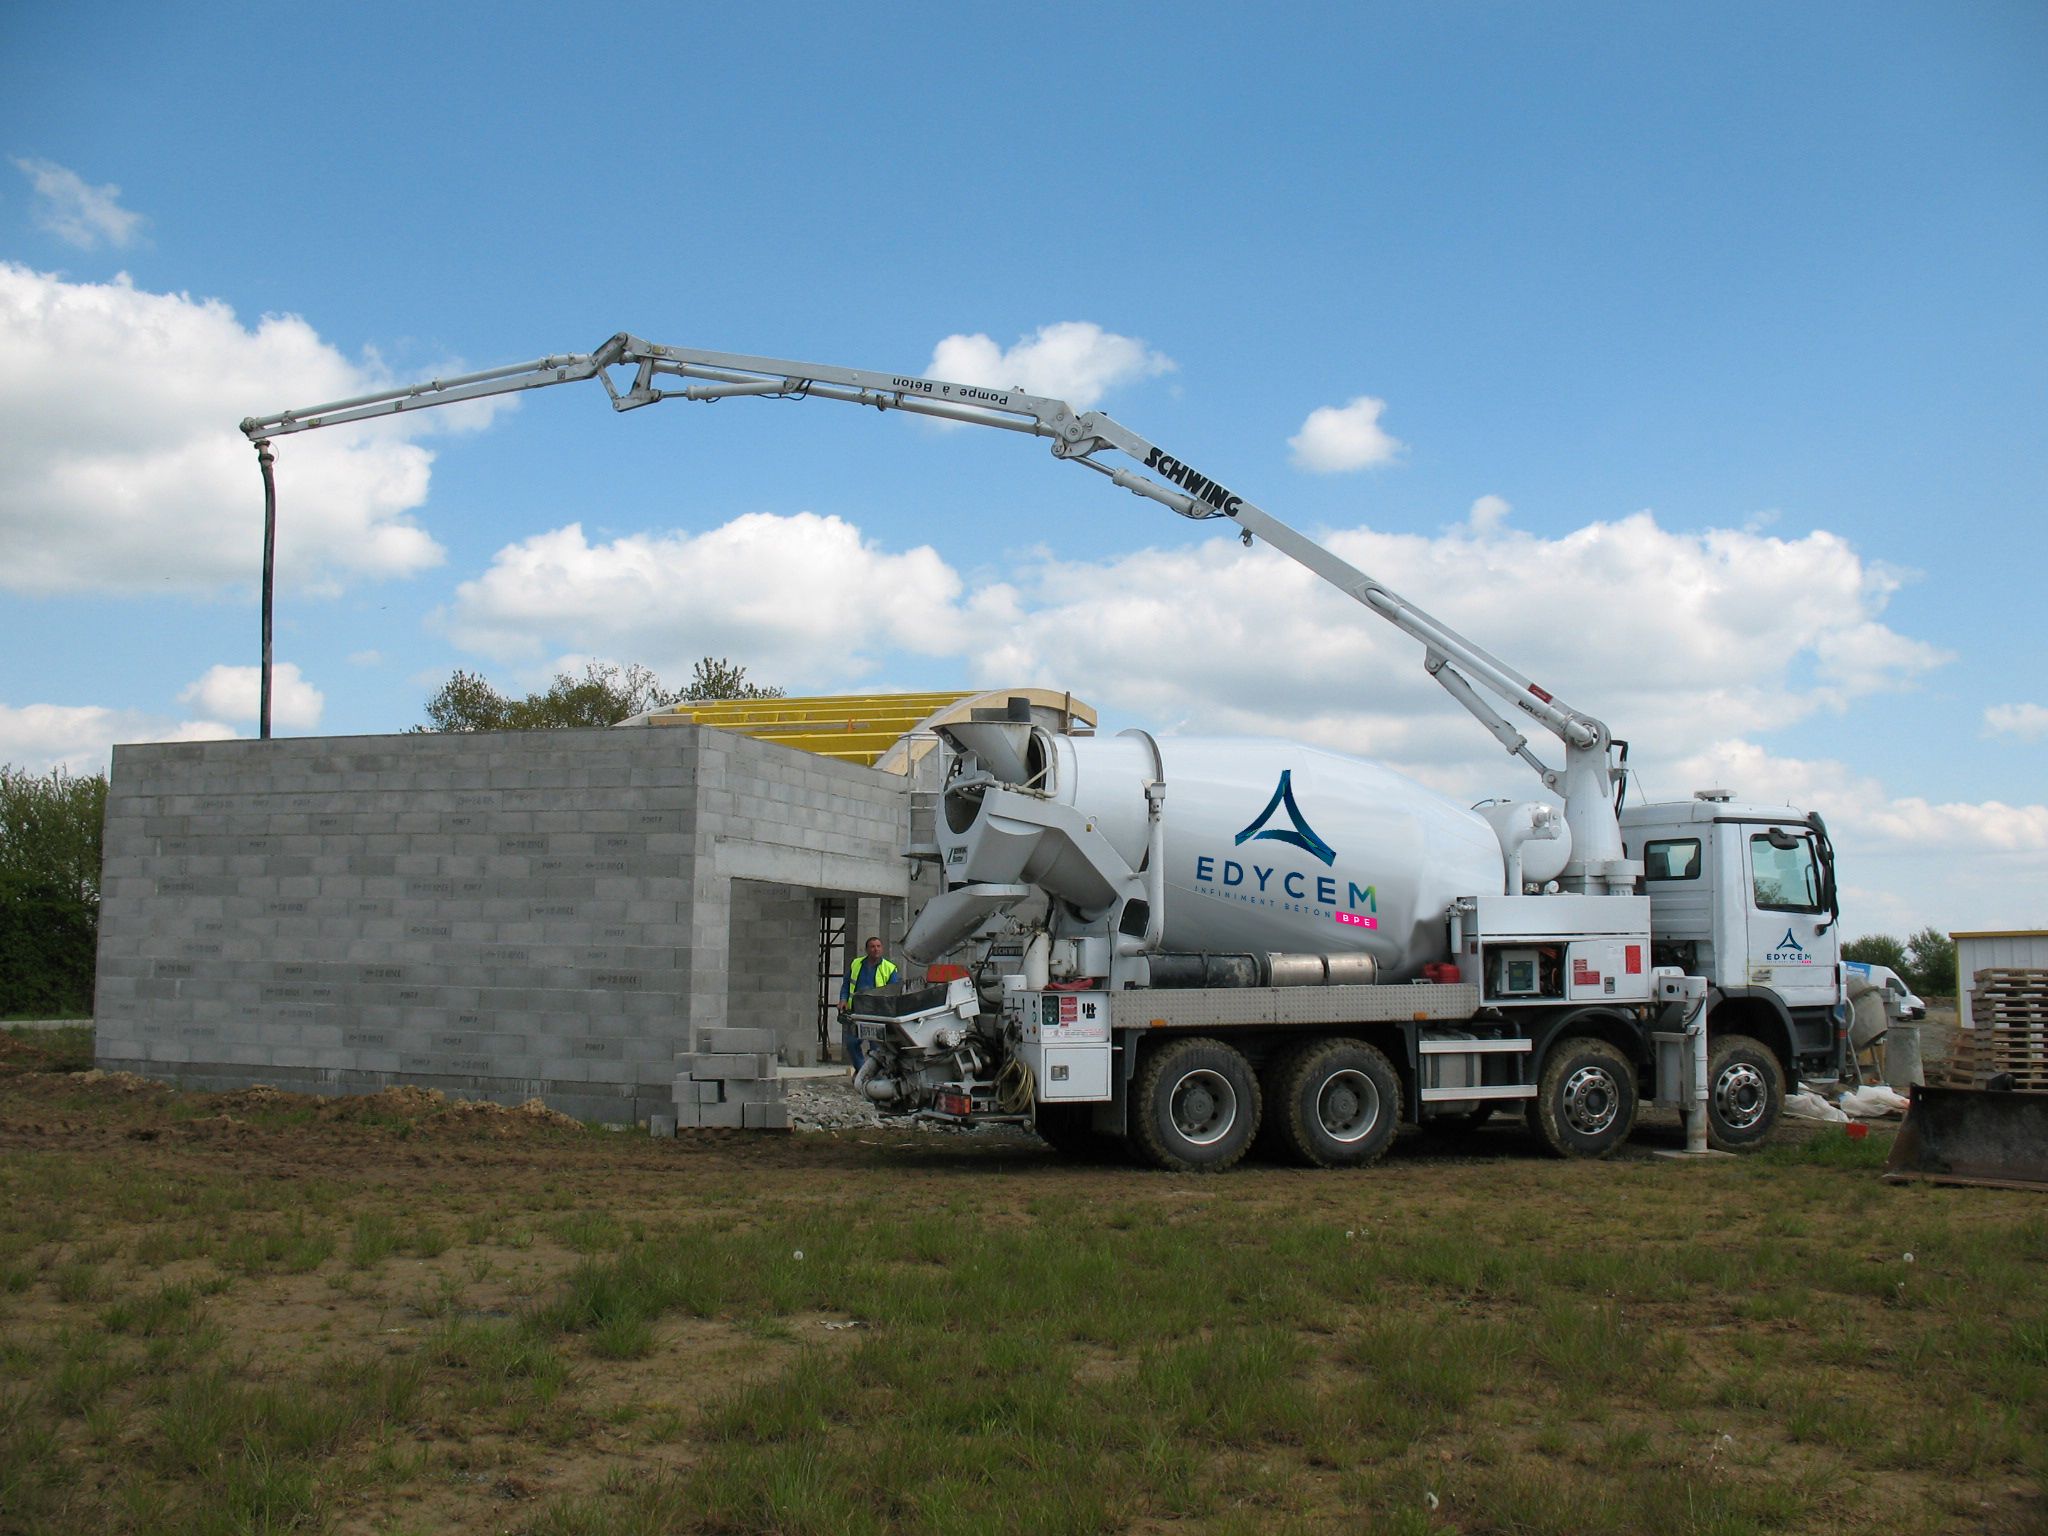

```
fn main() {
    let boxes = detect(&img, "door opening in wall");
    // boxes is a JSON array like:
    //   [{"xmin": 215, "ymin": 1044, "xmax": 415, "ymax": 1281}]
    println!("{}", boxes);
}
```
[{"xmin": 816, "ymin": 899, "xmax": 848, "ymax": 1056}]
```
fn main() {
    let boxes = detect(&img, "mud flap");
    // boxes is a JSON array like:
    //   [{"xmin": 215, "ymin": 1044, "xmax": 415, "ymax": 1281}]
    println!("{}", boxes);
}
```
[{"xmin": 1882, "ymin": 1085, "xmax": 2048, "ymax": 1192}]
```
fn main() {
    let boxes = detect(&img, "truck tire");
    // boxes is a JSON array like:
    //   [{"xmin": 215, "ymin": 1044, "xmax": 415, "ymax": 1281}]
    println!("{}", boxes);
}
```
[
  {"xmin": 1706, "ymin": 1034, "xmax": 1784, "ymax": 1151},
  {"xmin": 1131, "ymin": 1037, "xmax": 1260, "ymax": 1172},
  {"xmin": 1271, "ymin": 1037, "xmax": 1402, "ymax": 1168},
  {"xmin": 1530, "ymin": 1038, "xmax": 1638, "ymax": 1158}
]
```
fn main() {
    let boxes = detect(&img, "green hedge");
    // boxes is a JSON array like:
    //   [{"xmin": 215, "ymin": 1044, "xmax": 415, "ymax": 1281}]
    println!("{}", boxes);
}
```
[{"xmin": 1, "ymin": 766, "xmax": 105, "ymax": 1018}]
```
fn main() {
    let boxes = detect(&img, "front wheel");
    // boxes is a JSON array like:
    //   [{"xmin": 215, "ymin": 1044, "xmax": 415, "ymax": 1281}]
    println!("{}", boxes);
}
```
[
  {"xmin": 1131, "ymin": 1038, "xmax": 1260, "ymax": 1172},
  {"xmin": 1530, "ymin": 1037, "xmax": 1639, "ymax": 1158},
  {"xmin": 1271, "ymin": 1038, "xmax": 1402, "ymax": 1168},
  {"xmin": 1706, "ymin": 1034, "xmax": 1785, "ymax": 1150}
]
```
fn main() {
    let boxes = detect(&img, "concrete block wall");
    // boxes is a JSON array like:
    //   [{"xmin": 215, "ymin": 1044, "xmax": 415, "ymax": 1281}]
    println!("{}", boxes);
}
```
[
  {"xmin": 727, "ymin": 881, "xmax": 824, "ymax": 1065},
  {"xmin": 680, "ymin": 728, "xmax": 926, "ymax": 1048},
  {"xmin": 95, "ymin": 722, "xmax": 914, "ymax": 1124}
]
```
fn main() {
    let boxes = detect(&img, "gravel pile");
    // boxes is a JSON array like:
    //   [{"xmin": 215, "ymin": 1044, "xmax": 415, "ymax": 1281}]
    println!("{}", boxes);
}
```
[
  {"xmin": 783, "ymin": 1075, "xmax": 891, "ymax": 1132},
  {"xmin": 783, "ymin": 1072, "xmax": 1037, "ymax": 1142}
]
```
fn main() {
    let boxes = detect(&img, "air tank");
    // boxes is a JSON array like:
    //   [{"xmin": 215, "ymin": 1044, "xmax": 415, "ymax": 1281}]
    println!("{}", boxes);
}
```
[{"xmin": 937, "ymin": 731, "xmax": 1507, "ymax": 981}]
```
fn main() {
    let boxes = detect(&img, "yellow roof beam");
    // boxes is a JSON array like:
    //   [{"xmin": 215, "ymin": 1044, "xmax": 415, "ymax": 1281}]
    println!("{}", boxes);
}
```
[{"xmin": 636, "ymin": 688, "xmax": 1096, "ymax": 770}]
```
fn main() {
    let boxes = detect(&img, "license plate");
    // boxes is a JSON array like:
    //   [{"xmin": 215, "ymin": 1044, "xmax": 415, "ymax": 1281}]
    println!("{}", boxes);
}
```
[{"xmin": 856, "ymin": 1021, "xmax": 886, "ymax": 1042}]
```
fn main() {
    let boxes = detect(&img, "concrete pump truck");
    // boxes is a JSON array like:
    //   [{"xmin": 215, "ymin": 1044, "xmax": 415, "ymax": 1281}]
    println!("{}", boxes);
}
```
[{"xmin": 244, "ymin": 334, "xmax": 1846, "ymax": 1170}]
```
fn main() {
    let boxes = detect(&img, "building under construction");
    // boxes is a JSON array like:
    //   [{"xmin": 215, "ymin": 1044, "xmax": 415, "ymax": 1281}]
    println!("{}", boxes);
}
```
[{"xmin": 91, "ymin": 689, "xmax": 1091, "ymax": 1124}]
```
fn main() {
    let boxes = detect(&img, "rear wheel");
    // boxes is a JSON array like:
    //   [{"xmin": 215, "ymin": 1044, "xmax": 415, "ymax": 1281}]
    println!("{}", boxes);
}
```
[
  {"xmin": 1531, "ymin": 1038, "xmax": 1638, "ymax": 1158},
  {"xmin": 1272, "ymin": 1038, "xmax": 1402, "ymax": 1168},
  {"xmin": 1706, "ymin": 1034, "xmax": 1784, "ymax": 1150},
  {"xmin": 1131, "ymin": 1037, "xmax": 1260, "ymax": 1172}
]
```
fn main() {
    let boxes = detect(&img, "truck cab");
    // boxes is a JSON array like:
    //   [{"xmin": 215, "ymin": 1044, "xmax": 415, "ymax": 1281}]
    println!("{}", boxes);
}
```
[{"xmin": 1620, "ymin": 792, "xmax": 1845, "ymax": 1085}]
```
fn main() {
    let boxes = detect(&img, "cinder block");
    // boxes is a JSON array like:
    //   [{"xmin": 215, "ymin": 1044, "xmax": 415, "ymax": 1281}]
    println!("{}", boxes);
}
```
[
  {"xmin": 648, "ymin": 1113, "xmax": 677, "ymax": 1138},
  {"xmin": 742, "ymin": 1102, "xmax": 790, "ymax": 1131},
  {"xmin": 700, "ymin": 1027, "xmax": 776, "ymax": 1054},
  {"xmin": 696, "ymin": 1100, "xmax": 746, "ymax": 1129},
  {"xmin": 689, "ymin": 1052, "xmax": 775, "ymax": 1081},
  {"xmin": 720, "ymin": 1078, "xmax": 783, "ymax": 1105},
  {"xmin": 672, "ymin": 1073, "xmax": 722, "ymax": 1103}
]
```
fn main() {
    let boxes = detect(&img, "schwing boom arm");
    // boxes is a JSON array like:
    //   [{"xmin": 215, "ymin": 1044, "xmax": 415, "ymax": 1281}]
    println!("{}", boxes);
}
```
[{"xmin": 241, "ymin": 334, "xmax": 1636, "ymax": 891}]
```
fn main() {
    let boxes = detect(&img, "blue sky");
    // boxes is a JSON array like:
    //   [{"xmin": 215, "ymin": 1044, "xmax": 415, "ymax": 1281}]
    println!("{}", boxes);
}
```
[{"xmin": 2, "ymin": 1, "xmax": 2043, "ymax": 936}]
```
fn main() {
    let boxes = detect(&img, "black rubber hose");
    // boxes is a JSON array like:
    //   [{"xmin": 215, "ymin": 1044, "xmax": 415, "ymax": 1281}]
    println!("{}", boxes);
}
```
[{"xmin": 256, "ymin": 440, "xmax": 276, "ymax": 740}]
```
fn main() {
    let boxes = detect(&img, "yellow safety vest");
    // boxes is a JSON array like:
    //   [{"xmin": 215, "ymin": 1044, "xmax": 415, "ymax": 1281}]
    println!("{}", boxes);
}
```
[{"xmin": 846, "ymin": 956, "xmax": 899, "ymax": 997}]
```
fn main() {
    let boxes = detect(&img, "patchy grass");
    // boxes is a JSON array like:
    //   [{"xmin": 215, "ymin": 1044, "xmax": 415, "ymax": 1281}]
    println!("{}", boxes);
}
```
[
  {"xmin": 0, "ymin": 1024, "xmax": 94, "ymax": 1074},
  {"xmin": 0, "ymin": 1064, "xmax": 2041, "ymax": 1534}
]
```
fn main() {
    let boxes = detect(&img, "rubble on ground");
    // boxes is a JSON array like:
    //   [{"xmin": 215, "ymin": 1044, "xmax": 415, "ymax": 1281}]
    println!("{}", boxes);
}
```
[{"xmin": 780, "ymin": 1071, "xmax": 1036, "ymax": 1142}]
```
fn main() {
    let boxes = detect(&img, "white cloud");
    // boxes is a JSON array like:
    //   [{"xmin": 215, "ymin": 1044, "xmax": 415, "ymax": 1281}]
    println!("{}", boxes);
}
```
[
  {"xmin": 438, "ymin": 501, "xmax": 1946, "ymax": 793},
  {"xmin": 442, "ymin": 513, "xmax": 1006, "ymax": 688},
  {"xmin": 1986, "ymin": 703, "xmax": 2048, "ymax": 742},
  {"xmin": 1288, "ymin": 395, "xmax": 1402, "ymax": 473},
  {"xmin": 1671, "ymin": 740, "xmax": 2048, "ymax": 854},
  {"xmin": 927, "ymin": 322, "xmax": 1174, "ymax": 409},
  {"xmin": 1467, "ymin": 493, "xmax": 1511, "ymax": 532},
  {"xmin": 12, "ymin": 157, "xmax": 145, "ymax": 249},
  {"xmin": 969, "ymin": 510, "xmax": 1949, "ymax": 787},
  {"xmin": 179, "ymin": 663, "xmax": 324, "ymax": 729},
  {"xmin": 0, "ymin": 263, "xmax": 499, "ymax": 596},
  {"xmin": 0, "ymin": 703, "xmax": 237, "ymax": 775}
]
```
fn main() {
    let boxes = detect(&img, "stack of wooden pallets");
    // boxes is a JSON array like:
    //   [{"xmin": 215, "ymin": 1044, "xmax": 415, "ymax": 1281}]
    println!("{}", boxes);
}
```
[{"xmin": 1937, "ymin": 968, "xmax": 2048, "ymax": 1089}]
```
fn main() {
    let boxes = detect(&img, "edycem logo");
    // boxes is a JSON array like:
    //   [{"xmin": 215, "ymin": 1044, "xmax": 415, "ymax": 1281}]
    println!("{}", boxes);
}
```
[
  {"xmin": 1765, "ymin": 929, "xmax": 1813, "ymax": 966},
  {"xmin": 1190, "ymin": 771, "xmax": 1378, "ymax": 928},
  {"xmin": 1235, "ymin": 770, "xmax": 1335, "ymax": 865}
]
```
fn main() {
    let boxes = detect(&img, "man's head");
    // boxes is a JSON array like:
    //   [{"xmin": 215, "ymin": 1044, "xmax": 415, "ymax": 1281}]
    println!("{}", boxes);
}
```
[{"xmin": 864, "ymin": 936, "xmax": 884, "ymax": 962}]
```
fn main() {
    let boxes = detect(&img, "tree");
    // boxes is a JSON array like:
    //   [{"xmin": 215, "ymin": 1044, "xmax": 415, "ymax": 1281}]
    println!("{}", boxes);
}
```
[
  {"xmin": 1841, "ymin": 934, "xmax": 1909, "ymax": 973},
  {"xmin": 1905, "ymin": 926, "xmax": 1958, "ymax": 997},
  {"xmin": 419, "ymin": 659, "xmax": 782, "ymax": 733},
  {"xmin": 682, "ymin": 657, "xmax": 784, "ymax": 702},
  {"xmin": 0, "ymin": 764, "xmax": 107, "ymax": 1017}
]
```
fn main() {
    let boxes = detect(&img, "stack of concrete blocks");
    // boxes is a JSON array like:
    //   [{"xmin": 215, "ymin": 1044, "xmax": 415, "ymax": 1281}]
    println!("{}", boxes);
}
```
[{"xmin": 673, "ymin": 1025, "xmax": 790, "ymax": 1131}]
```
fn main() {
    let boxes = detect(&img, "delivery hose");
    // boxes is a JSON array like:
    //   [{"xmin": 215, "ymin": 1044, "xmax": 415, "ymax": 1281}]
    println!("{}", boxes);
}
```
[
  {"xmin": 256, "ymin": 439, "xmax": 277, "ymax": 740},
  {"xmin": 995, "ymin": 1055, "xmax": 1035, "ymax": 1116}
]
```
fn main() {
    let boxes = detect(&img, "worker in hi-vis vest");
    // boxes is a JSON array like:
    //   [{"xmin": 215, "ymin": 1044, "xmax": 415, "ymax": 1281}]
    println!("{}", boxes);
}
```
[{"xmin": 838, "ymin": 935, "xmax": 899, "ymax": 1071}]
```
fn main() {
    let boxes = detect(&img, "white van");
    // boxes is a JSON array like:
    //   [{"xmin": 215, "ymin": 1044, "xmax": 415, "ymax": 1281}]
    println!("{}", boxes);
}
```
[{"xmin": 1842, "ymin": 961, "xmax": 1926, "ymax": 1021}]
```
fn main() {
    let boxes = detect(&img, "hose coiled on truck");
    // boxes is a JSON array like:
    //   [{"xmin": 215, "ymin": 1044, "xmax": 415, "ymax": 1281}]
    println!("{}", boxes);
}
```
[{"xmin": 995, "ymin": 1055, "xmax": 1035, "ymax": 1116}]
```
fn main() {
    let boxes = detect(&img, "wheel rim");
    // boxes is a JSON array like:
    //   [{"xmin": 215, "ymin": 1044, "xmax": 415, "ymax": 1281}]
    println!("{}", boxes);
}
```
[
  {"xmin": 1561, "ymin": 1065, "xmax": 1621, "ymax": 1136},
  {"xmin": 1715, "ymin": 1062, "xmax": 1768, "ymax": 1130},
  {"xmin": 1315, "ymin": 1068, "xmax": 1381, "ymax": 1143},
  {"xmin": 1168, "ymin": 1068, "xmax": 1238, "ymax": 1146}
]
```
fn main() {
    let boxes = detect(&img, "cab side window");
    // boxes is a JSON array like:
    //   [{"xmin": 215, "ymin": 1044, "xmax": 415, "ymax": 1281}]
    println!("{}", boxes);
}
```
[{"xmin": 1644, "ymin": 839, "xmax": 1701, "ymax": 881}]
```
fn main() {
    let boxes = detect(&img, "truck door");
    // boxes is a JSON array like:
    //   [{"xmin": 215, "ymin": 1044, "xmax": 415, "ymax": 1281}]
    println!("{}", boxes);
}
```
[{"xmin": 1742, "ymin": 827, "xmax": 1837, "ymax": 1009}]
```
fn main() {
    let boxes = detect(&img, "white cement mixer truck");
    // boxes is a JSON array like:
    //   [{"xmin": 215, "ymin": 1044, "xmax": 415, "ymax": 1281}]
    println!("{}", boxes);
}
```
[
  {"xmin": 241, "ymin": 334, "xmax": 1847, "ymax": 1169},
  {"xmin": 847, "ymin": 718, "xmax": 1839, "ymax": 1168}
]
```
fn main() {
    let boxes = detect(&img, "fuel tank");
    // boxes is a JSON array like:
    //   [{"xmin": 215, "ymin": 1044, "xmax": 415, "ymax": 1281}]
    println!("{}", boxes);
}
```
[{"xmin": 937, "ymin": 731, "xmax": 1507, "ymax": 981}]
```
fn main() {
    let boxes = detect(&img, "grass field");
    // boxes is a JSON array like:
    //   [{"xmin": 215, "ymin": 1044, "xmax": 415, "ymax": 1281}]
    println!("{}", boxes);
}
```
[{"xmin": 0, "ymin": 1026, "xmax": 2042, "ymax": 1535}]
